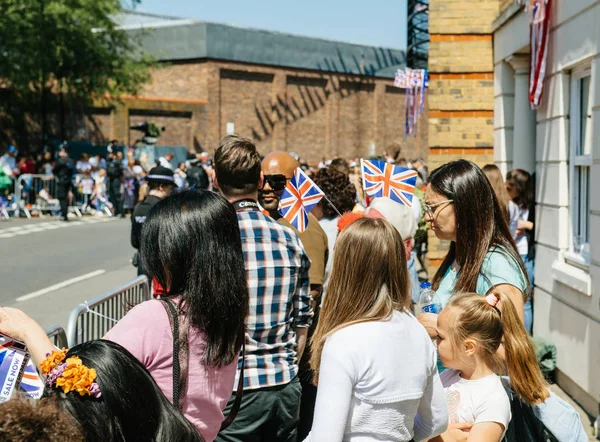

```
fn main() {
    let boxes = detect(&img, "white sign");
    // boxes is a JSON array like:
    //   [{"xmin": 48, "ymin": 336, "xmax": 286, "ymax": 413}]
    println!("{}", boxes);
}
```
[{"xmin": 226, "ymin": 122, "xmax": 235, "ymax": 135}]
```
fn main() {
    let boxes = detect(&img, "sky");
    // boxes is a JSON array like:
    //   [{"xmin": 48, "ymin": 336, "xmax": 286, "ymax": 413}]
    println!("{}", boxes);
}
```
[{"xmin": 131, "ymin": 0, "xmax": 407, "ymax": 50}]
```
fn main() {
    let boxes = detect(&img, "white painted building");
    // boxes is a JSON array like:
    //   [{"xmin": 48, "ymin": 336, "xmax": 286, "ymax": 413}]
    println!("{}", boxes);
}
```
[{"xmin": 493, "ymin": 0, "xmax": 600, "ymax": 416}]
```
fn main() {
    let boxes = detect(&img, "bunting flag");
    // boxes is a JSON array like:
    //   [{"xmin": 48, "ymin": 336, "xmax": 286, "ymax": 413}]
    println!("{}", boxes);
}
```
[
  {"xmin": 529, "ymin": 0, "xmax": 551, "ymax": 108},
  {"xmin": 516, "ymin": 0, "xmax": 552, "ymax": 109},
  {"xmin": 393, "ymin": 67, "xmax": 428, "ymax": 136},
  {"xmin": 278, "ymin": 168, "xmax": 324, "ymax": 233},
  {"xmin": 361, "ymin": 159, "xmax": 418, "ymax": 206}
]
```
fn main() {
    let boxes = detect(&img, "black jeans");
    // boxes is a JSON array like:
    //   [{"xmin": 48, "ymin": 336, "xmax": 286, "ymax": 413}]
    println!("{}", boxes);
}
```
[
  {"xmin": 215, "ymin": 376, "xmax": 302, "ymax": 442},
  {"xmin": 56, "ymin": 182, "xmax": 71, "ymax": 218},
  {"xmin": 108, "ymin": 179, "xmax": 122, "ymax": 215}
]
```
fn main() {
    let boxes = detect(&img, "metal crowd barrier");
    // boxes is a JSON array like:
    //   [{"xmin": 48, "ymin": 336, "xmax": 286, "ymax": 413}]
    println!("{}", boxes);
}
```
[
  {"xmin": 66, "ymin": 275, "xmax": 151, "ymax": 346},
  {"xmin": 45, "ymin": 324, "xmax": 69, "ymax": 349},
  {"xmin": 11, "ymin": 173, "xmax": 88, "ymax": 218}
]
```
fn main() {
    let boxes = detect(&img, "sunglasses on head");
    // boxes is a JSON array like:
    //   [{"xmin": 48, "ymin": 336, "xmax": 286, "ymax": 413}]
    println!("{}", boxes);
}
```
[{"xmin": 262, "ymin": 174, "xmax": 289, "ymax": 191}]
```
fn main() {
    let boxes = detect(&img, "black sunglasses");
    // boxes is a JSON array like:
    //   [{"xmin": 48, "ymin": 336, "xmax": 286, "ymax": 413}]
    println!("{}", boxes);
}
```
[{"xmin": 262, "ymin": 174, "xmax": 289, "ymax": 191}]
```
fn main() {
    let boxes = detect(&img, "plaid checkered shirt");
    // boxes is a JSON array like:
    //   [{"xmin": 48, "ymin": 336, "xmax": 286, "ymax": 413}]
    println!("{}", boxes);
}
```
[{"xmin": 235, "ymin": 206, "xmax": 313, "ymax": 390}]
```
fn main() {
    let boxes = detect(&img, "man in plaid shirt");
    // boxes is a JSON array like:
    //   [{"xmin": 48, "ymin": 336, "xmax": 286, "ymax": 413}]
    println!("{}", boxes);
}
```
[{"xmin": 214, "ymin": 135, "xmax": 313, "ymax": 442}]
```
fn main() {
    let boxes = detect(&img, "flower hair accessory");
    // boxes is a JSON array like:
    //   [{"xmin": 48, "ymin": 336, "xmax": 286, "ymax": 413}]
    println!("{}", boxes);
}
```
[
  {"xmin": 485, "ymin": 293, "xmax": 499, "ymax": 308},
  {"xmin": 40, "ymin": 349, "xmax": 101, "ymax": 398}
]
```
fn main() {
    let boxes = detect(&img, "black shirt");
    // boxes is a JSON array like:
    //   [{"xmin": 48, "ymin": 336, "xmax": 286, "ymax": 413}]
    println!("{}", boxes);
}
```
[
  {"xmin": 53, "ymin": 156, "xmax": 74, "ymax": 184},
  {"xmin": 130, "ymin": 195, "xmax": 162, "ymax": 249}
]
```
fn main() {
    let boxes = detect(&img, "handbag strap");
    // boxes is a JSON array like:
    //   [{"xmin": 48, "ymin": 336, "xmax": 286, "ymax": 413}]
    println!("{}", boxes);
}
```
[
  {"xmin": 161, "ymin": 299, "xmax": 189, "ymax": 411},
  {"xmin": 220, "ymin": 337, "xmax": 245, "ymax": 432}
]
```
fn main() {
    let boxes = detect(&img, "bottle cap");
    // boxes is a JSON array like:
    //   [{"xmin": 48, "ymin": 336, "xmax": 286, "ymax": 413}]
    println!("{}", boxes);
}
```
[{"xmin": 420, "ymin": 281, "xmax": 432, "ymax": 289}]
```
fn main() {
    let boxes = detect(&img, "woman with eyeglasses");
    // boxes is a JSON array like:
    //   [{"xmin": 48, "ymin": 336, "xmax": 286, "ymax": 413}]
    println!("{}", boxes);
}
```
[{"xmin": 418, "ymin": 160, "xmax": 529, "ymax": 338}]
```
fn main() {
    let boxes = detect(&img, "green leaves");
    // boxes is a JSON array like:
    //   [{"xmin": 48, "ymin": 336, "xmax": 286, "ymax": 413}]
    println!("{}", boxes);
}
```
[{"xmin": 0, "ymin": 0, "xmax": 151, "ymax": 99}]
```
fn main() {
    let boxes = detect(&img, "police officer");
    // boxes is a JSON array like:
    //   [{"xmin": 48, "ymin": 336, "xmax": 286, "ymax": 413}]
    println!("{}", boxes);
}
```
[
  {"xmin": 106, "ymin": 143, "xmax": 124, "ymax": 217},
  {"xmin": 53, "ymin": 145, "xmax": 74, "ymax": 222},
  {"xmin": 131, "ymin": 166, "xmax": 174, "ymax": 275}
]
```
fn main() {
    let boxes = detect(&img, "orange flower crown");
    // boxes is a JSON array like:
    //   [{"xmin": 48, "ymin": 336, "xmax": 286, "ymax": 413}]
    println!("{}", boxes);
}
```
[{"xmin": 40, "ymin": 348, "xmax": 101, "ymax": 398}]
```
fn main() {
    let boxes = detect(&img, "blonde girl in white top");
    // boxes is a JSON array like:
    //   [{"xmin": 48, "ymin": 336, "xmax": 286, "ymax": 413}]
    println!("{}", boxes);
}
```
[
  {"xmin": 306, "ymin": 217, "xmax": 448, "ymax": 442},
  {"xmin": 431, "ymin": 292, "xmax": 549, "ymax": 442}
]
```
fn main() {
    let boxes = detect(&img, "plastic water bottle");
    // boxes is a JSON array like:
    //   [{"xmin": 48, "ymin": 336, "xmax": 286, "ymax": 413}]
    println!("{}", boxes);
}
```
[{"xmin": 418, "ymin": 282, "xmax": 442, "ymax": 315}]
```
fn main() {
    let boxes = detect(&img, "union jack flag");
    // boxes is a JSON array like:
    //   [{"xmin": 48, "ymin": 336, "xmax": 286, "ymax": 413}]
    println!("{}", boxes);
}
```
[
  {"xmin": 278, "ymin": 168, "xmax": 324, "ymax": 233},
  {"xmin": 394, "ymin": 68, "xmax": 409, "ymax": 88},
  {"xmin": 20, "ymin": 360, "xmax": 44, "ymax": 399},
  {"xmin": 361, "ymin": 159, "xmax": 418, "ymax": 206}
]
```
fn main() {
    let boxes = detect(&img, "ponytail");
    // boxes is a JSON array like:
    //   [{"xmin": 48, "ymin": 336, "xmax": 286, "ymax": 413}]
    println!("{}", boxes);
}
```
[
  {"xmin": 446, "ymin": 292, "xmax": 550, "ymax": 405},
  {"xmin": 495, "ymin": 292, "xmax": 549, "ymax": 404}
]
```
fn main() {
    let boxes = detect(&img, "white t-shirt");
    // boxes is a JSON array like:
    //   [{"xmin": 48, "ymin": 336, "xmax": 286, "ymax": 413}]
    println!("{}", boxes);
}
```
[
  {"xmin": 76, "ymin": 160, "xmax": 91, "ymax": 173},
  {"xmin": 440, "ymin": 369, "xmax": 511, "ymax": 435},
  {"xmin": 159, "ymin": 157, "xmax": 174, "ymax": 169},
  {"xmin": 305, "ymin": 310, "xmax": 448, "ymax": 442}
]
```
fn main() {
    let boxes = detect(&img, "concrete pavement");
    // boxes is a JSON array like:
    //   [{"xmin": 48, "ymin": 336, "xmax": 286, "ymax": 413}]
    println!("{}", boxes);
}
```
[{"xmin": 0, "ymin": 216, "xmax": 136, "ymax": 329}]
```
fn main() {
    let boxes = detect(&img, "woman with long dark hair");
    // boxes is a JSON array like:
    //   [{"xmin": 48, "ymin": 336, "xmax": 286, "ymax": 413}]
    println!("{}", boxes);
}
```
[
  {"xmin": 0, "ymin": 309, "xmax": 203, "ymax": 442},
  {"xmin": 106, "ymin": 190, "xmax": 249, "ymax": 440},
  {"xmin": 306, "ymin": 218, "xmax": 448, "ymax": 441},
  {"xmin": 43, "ymin": 340, "xmax": 204, "ymax": 441},
  {"xmin": 419, "ymin": 160, "xmax": 528, "ymax": 338}
]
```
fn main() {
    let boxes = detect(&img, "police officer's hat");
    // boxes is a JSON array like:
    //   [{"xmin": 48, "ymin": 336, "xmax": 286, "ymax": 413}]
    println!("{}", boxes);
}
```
[{"xmin": 147, "ymin": 166, "xmax": 175, "ymax": 185}]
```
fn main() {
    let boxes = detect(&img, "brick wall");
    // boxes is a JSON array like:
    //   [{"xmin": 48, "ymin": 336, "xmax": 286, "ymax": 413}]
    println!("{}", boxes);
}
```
[
  {"xmin": 429, "ymin": 112, "xmax": 494, "ymax": 147},
  {"xmin": 429, "ymin": 0, "xmax": 501, "ymax": 34},
  {"xmin": 129, "ymin": 112, "xmax": 192, "ymax": 148},
  {"xmin": 85, "ymin": 108, "xmax": 112, "ymax": 145},
  {"xmin": 24, "ymin": 60, "xmax": 427, "ymax": 163},
  {"xmin": 429, "ymin": 37, "xmax": 494, "ymax": 73},
  {"xmin": 138, "ymin": 60, "xmax": 429, "ymax": 163},
  {"xmin": 427, "ymin": 0, "xmax": 501, "ymax": 270},
  {"xmin": 428, "ymin": 74, "xmax": 494, "ymax": 110}
]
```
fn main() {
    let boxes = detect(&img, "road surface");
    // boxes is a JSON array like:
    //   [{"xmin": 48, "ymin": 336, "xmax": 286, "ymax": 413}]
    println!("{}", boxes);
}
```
[{"xmin": 0, "ymin": 216, "xmax": 135, "ymax": 329}]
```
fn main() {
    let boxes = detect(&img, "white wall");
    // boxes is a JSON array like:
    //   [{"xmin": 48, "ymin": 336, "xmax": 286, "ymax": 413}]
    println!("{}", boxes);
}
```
[{"xmin": 494, "ymin": 0, "xmax": 600, "ymax": 414}]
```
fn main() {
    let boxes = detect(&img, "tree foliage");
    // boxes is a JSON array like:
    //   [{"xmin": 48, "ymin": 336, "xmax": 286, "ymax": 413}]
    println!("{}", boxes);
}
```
[{"xmin": 0, "ymin": 0, "xmax": 151, "ymax": 99}]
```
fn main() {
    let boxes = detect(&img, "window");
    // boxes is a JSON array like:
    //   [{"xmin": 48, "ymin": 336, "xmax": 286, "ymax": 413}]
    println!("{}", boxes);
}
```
[{"xmin": 568, "ymin": 67, "xmax": 592, "ymax": 266}]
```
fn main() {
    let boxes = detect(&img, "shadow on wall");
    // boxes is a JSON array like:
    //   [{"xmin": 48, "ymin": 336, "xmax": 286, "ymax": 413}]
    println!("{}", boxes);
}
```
[{"xmin": 248, "ymin": 47, "xmax": 404, "ymax": 143}]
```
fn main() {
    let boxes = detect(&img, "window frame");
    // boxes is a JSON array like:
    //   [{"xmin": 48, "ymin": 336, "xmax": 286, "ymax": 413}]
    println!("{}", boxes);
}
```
[{"xmin": 566, "ymin": 65, "xmax": 592, "ymax": 267}]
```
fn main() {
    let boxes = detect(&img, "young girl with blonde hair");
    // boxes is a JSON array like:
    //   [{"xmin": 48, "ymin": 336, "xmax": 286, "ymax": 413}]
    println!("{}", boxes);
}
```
[
  {"xmin": 431, "ymin": 292, "xmax": 549, "ymax": 442},
  {"xmin": 305, "ymin": 217, "xmax": 448, "ymax": 442}
]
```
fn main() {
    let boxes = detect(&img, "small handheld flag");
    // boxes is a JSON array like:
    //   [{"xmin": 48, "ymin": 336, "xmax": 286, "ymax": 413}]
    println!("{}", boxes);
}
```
[
  {"xmin": 20, "ymin": 359, "xmax": 44, "ymax": 399},
  {"xmin": 278, "ymin": 168, "xmax": 324, "ymax": 233},
  {"xmin": 361, "ymin": 159, "xmax": 418, "ymax": 206}
]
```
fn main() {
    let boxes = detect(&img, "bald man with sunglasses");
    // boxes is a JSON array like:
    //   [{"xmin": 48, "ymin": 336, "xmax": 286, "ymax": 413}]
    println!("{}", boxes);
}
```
[{"xmin": 259, "ymin": 151, "xmax": 329, "ymax": 441}]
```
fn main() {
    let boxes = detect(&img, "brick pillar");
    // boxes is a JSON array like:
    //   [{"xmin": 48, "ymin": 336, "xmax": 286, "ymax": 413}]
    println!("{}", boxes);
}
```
[{"xmin": 427, "ymin": 0, "xmax": 501, "ymax": 272}]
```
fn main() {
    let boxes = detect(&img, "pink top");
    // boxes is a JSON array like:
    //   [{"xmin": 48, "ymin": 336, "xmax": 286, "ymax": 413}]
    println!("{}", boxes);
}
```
[{"xmin": 106, "ymin": 299, "xmax": 238, "ymax": 441}]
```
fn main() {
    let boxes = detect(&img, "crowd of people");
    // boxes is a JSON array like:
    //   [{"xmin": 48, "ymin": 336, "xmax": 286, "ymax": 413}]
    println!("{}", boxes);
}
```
[
  {"xmin": 0, "ymin": 135, "xmax": 589, "ymax": 442},
  {"xmin": 0, "ymin": 143, "xmax": 213, "ymax": 221}
]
